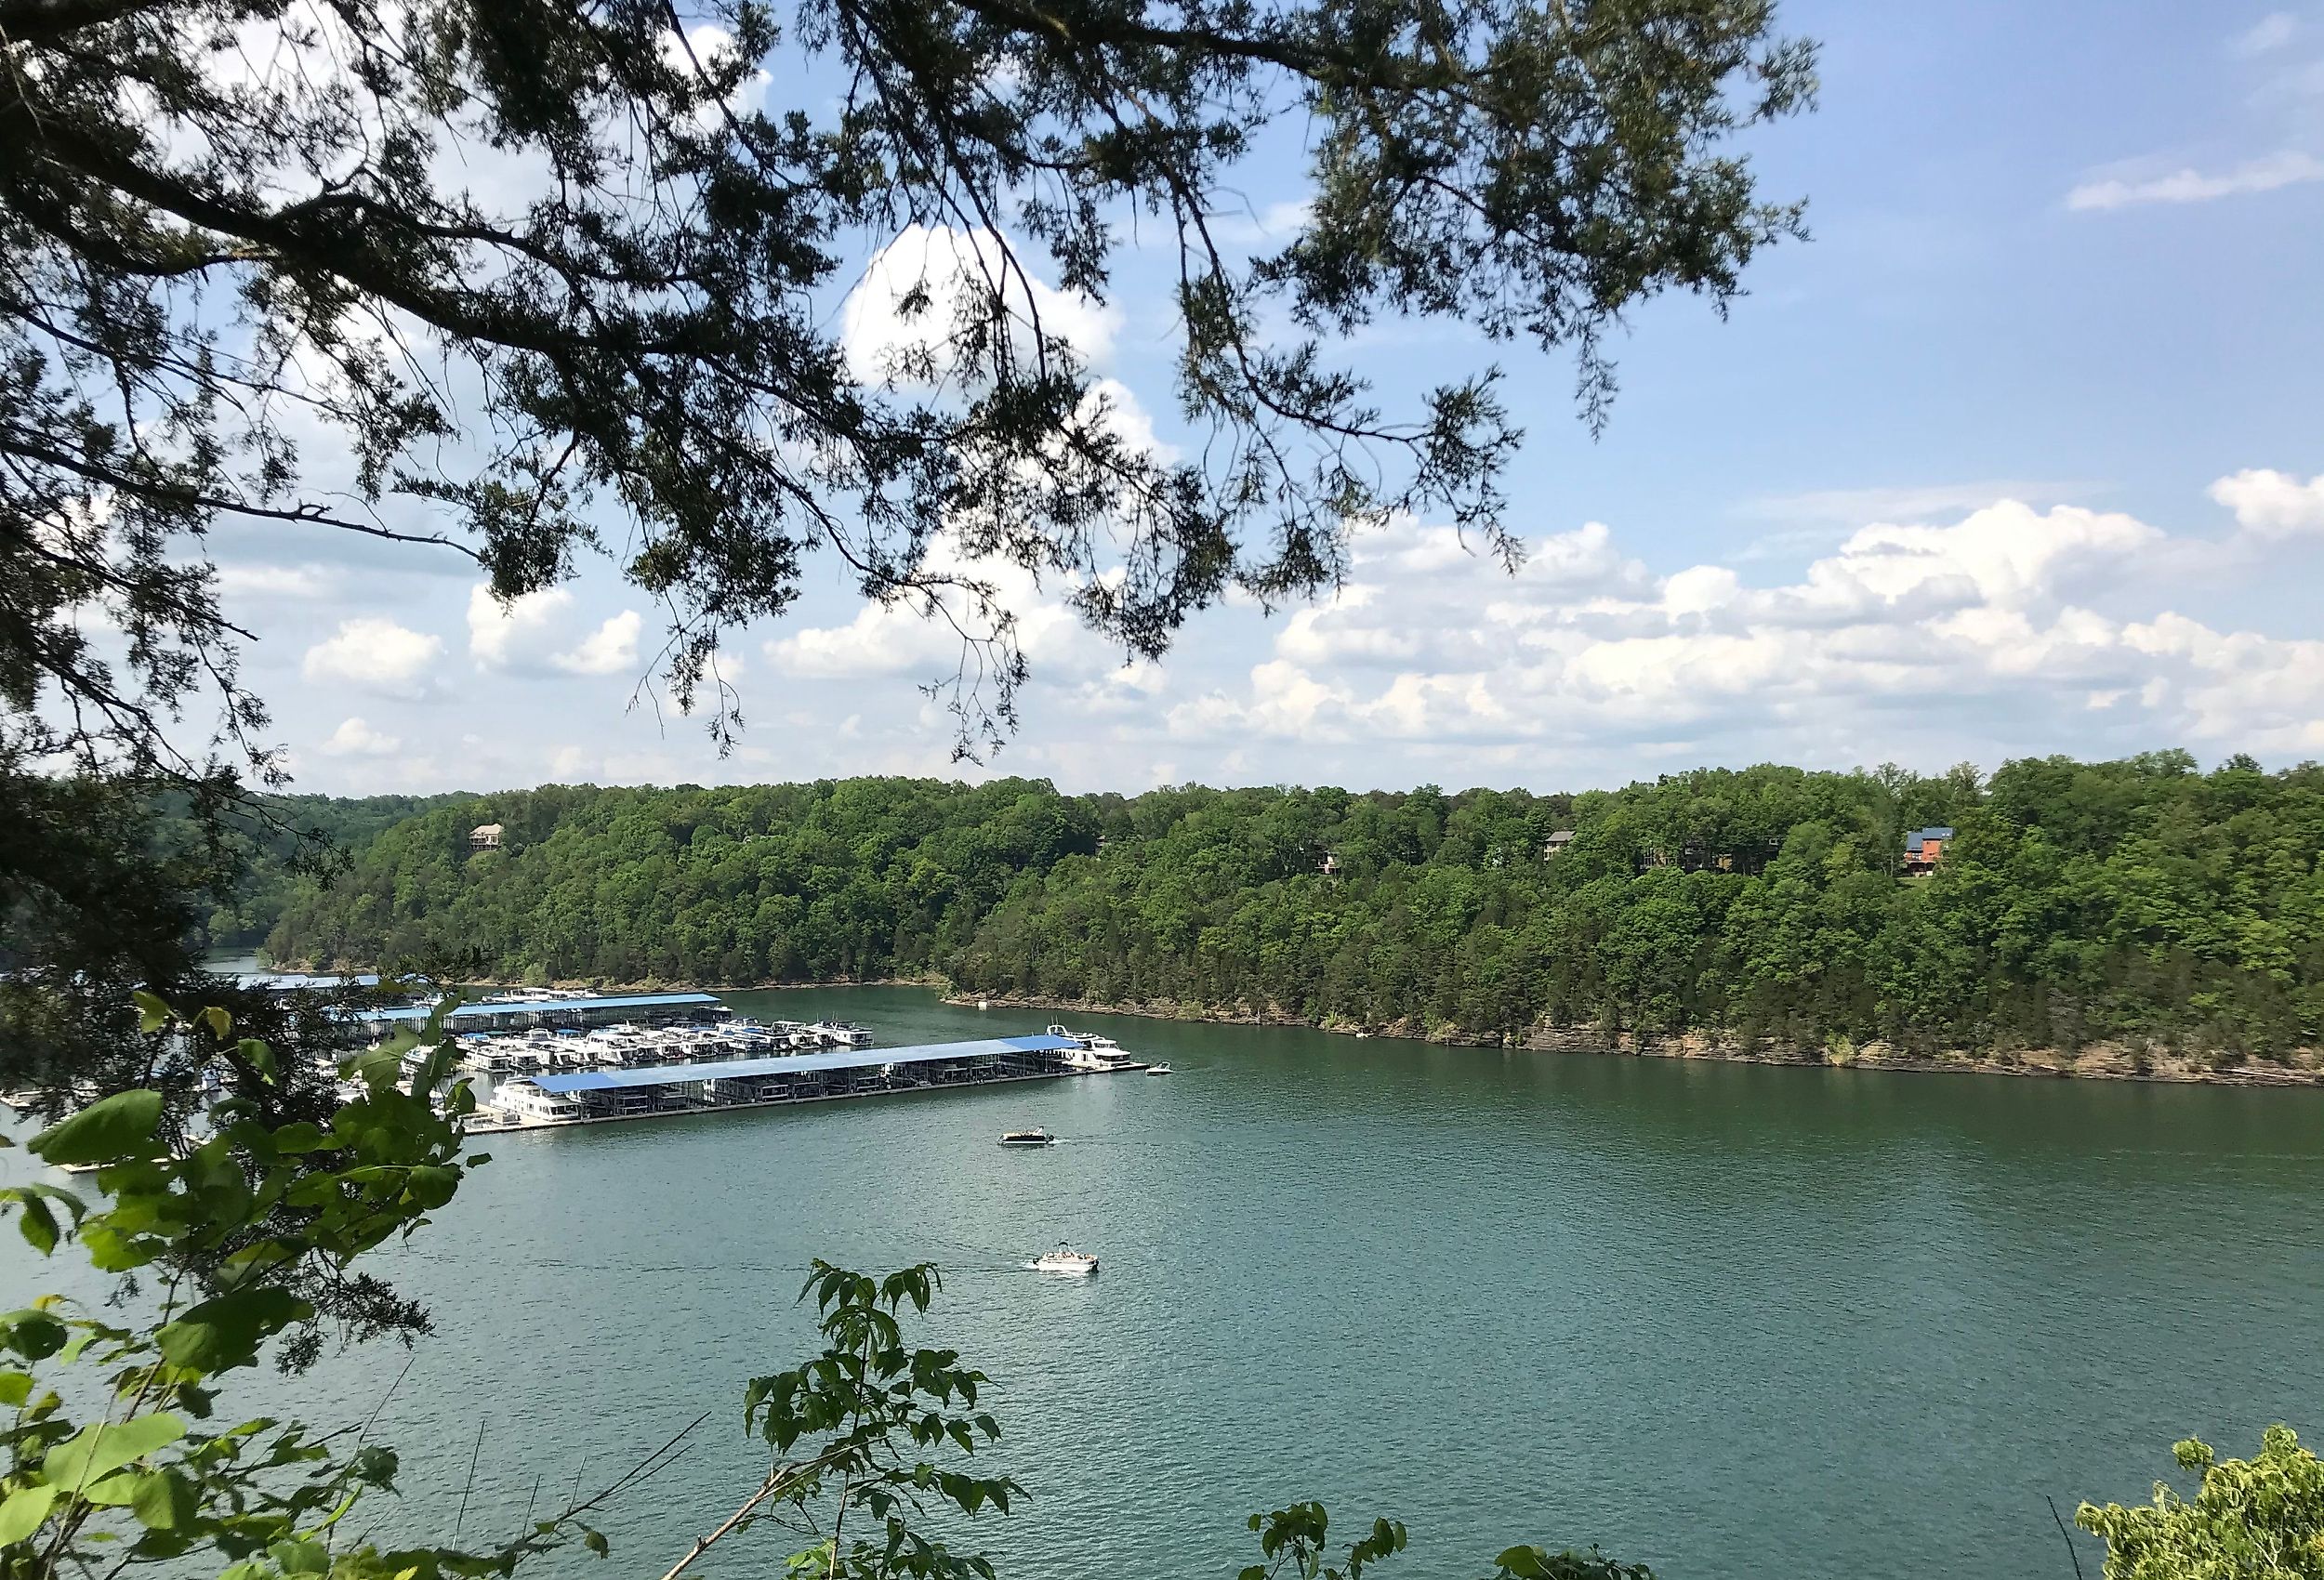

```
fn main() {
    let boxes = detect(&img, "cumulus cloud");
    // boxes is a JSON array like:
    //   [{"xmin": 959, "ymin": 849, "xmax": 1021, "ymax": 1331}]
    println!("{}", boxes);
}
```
[
  {"xmin": 468, "ymin": 585, "xmax": 645, "ymax": 677},
  {"xmin": 656, "ymin": 23, "xmax": 769, "ymax": 119},
  {"xmin": 841, "ymin": 224, "xmax": 1120, "ymax": 386},
  {"xmin": 301, "ymin": 617, "xmax": 442, "ymax": 697},
  {"xmin": 467, "ymin": 585, "xmax": 574, "ymax": 668},
  {"xmin": 2067, "ymin": 150, "xmax": 2324, "ymax": 210},
  {"xmin": 762, "ymin": 531, "xmax": 1110, "ymax": 690},
  {"xmin": 2210, "ymin": 467, "xmax": 2324, "ymax": 537},
  {"xmin": 319, "ymin": 716, "xmax": 402, "ymax": 757},
  {"xmin": 554, "ymin": 610, "xmax": 643, "ymax": 676},
  {"xmin": 1157, "ymin": 474, "xmax": 2324, "ymax": 768}
]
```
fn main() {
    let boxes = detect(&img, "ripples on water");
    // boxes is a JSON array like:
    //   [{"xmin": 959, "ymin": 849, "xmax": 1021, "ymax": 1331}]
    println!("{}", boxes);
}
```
[{"xmin": 7, "ymin": 986, "xmax": 2322, "ymax": 1580}]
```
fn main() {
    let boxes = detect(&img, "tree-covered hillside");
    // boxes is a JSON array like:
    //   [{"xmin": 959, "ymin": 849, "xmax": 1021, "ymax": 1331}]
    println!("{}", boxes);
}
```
[
  {"xmin": 177, "ymin": 792, "xmax": 478, "ymax": 949},
  {"xmin": 259, "ymin": 754, "xmax": 2324, "ymax": 1062}
]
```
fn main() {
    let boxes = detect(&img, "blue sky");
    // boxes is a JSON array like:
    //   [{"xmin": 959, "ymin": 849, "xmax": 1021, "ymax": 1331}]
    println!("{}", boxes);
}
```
[{"xmin": 197, "ymin": 0, "xmax": 2324, "ymax": 796}]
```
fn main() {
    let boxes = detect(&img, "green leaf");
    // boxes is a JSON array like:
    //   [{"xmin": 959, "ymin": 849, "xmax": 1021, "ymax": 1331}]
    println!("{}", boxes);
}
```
[
  {"xmin": 236, "ymin": 1037, "xmax": 277, "ymax": 1081},
  {"xmin": 31, "ymin": 1089, "xmax": 165, "ymax": 1166},
  {"xmin": 155, "ymin": 1286, "xmax": 312, "ymax": 1373},
  {"xmin": 132, "ymin": 991, "xmax": 170, "ymax": 1034},
  {"xmin": 13, "ymin": 1192, "xmax": 59, "ymax": 1255},
  {"xmin": 130, "ymin": 1469, "xmax": 192, "ymax": 1530},
  {"xmin": 0, "ymin": 1484, "xmax": 61, "ymax": 1545},
  {"xmin": 2, "ymin": 1310, "xmax": 69, "ymax": 1361},
  {"xmin": 42, "ymin": 1414, "xmax": 185, "ymax": 1489},
  {"xmin": 584, "ymin": 1528, "xmax": 609, "ymax": 1557},
  {"xmin": 0, "ymin": 1369, "xmax": 32, "ymax": 1405},
  {"xmin": 269, "ymin": 1122, "xmax": 331, "ymax": 1153},
  {"xmin": 199, "ymin": 1006, "xmax": 234, "ymax": 1042},
  {"xmin": 269, "ymin": 1537, "xmax": 329, "ymax": 1575}
]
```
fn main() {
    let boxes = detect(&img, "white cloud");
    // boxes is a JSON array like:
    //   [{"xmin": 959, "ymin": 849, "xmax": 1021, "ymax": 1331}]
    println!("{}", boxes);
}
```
[
  {"xmin": 300, "ymin": 617, "xmax": 442, "ymax": 697},
  {"xmin": 841, "ymin": 224, "xmax": 1120, "ymax": 387},
  {"xmin": 2230, "ymin": 12, "xmax": 2298, "ymax": 55},
  {"xmin": 213, "ymin": 562, "xmax": 339, "ymax": 600},
  {"xmin": 467, "ymin": 584, "xmax": 574, "ymax": 668},
  {"xmin": 1198, "ymin": 199, "xmax": 1314, "ymax": 245},
  {"xmin": 2067, "ymin": 150, "xmax": 2324, "ymax": 210},
  {"xmin": 657, "ymin": 24, "xmax": 769, "ymax": 119},
  {"xmin": 2210, "ymin": 467, "xmax": 2324, "ymax": 537},
  {"xmin": 466, "ymin": 586, "xmax": 642, "ymax": 677},
  {"xmin": 1156, "ymin": 472, "xmax": 2324, "ymax": 766},
  {"xmin": 319, "ymin": 716, "xmax": 402, "ymax": 757},
  {"xmin": 553, "ymin": 610, "xmax": 643, "ymax": 676}
]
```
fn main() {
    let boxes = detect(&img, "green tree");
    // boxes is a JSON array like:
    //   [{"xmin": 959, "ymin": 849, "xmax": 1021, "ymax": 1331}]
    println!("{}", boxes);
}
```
[
  {"xmin": 4, "ymin": 0, "xmax": 1816, "ymax": 782},
  {"xmin": 2078, "ymin": 1427, "xmax": 2324, "ymax": 1579}
]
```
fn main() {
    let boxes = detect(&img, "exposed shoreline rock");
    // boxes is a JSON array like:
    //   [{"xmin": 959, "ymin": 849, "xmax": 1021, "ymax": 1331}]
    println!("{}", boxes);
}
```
[{"xmin": 942, "ymin": 992, "xmax": 2324, "ymax": 1088}]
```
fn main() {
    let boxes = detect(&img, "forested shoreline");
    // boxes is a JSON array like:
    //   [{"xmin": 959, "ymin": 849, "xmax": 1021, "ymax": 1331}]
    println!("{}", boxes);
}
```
[{"xmin": 238, "ymin": 753, "xmax": 2324, "ymax": 1073}]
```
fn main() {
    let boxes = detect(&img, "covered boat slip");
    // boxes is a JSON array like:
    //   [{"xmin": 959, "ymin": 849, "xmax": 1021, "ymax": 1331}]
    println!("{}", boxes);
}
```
[
  {"xmin": 336, "ymin": 991, "xmax": 729, "ymax": 1042},
  {"xmin": 499, "ymin": 1033, "xmax": 1093, "ymax": 1124}
]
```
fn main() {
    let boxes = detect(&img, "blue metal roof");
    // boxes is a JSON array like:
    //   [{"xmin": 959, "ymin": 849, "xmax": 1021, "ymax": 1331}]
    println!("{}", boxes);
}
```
[
  {"xmin": 355, "ymin": 992, "xmax": 725, "ymax": 1024},
  {"xmin": 526, "ymin": 1034, "xmax": 1077, "ymax": 1092}
]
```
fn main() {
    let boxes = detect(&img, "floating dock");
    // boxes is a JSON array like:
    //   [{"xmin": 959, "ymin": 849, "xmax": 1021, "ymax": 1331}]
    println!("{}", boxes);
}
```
[
  {"xmin": 336, "ymin": 991, "xmax": 730, "ymax": 1044},
  {"xmin": 469, "ymin": 1032, "xmax": 1142, "ymax": 1133}
]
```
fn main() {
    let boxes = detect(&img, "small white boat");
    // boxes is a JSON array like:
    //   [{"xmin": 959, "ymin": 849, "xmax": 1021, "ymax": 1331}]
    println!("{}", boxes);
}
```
[
  {"xmin": 1145, "ymin": 1063, "xmax": 1173, "ymax": 1076},
  {"xmin": 1032, "ymin": 1246, "xmax": 1098, "ymax": 1275},
  {"xmin": 999, "ymin": 1128, "xmax": 1056, "ymax": 1147}
]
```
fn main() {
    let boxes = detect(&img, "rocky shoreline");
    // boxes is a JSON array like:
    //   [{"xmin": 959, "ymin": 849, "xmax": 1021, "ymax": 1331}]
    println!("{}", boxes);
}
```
[{"xmin": 943, "ymin": 992, "xmax": 2324, "ymax": 1088}]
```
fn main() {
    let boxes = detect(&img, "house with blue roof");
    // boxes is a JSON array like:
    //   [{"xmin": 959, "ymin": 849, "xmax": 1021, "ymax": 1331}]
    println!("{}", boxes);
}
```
[{"xmin": 1902, "ymin": 826, "xmax": 1955, "ymax": 876}]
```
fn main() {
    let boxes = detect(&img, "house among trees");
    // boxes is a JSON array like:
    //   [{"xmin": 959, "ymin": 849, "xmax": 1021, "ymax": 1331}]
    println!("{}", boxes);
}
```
[
  {"xmin": 1631, "ymin": 837, "xmax": 1783, "ymax": 876},
  {"xmin": 469, "ymin": 822, "xmax": 504, "ymax": 852},
  {"xmin": 1543, "ymin": 829, "xmax": 1576, "ymax": 858},
  {"xmin": 1319, "ymin": 850, "xmax": 1342, "ymax": 876},
  {"xmin": 1901, "ymin": 826, "xmax": 1954, "ymax": 876}
]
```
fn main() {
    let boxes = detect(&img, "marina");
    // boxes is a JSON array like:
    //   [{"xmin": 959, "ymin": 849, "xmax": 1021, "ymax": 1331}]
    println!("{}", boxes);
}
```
[
  {"xmin": 453, "ymin": 1019, "xmax": 1145, "ymax": 1133},
  {"xmin": 335, "ymin": 989, "xmax": 733, "ymax": 1043}
]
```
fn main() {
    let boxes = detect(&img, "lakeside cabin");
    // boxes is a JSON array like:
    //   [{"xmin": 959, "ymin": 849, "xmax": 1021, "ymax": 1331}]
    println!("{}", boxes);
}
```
[
  {"xmin": 1902, "ymin": 826, "xmax": 1955, "ymax": 876},
  {"xmin": 469, "ymin": 823, "xmax": 504, "ymax": 851},
  {"xmin": 332, "ymin": 990, "xmax": 729, "ymax": 1045}
]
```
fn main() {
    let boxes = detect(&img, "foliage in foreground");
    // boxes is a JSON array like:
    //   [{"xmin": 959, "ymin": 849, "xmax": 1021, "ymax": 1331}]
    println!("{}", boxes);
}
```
[
  {"xmin": 0, "ymin": 997, "xmax": 583, "ymax": 1580},
  {"xmin": 260, "ymin": 752, "xmax": 2324, "ymax": 1060},
  {"xmin": 2078, "ymin": 1428, "xmax": 2324, "ymax": 1580}
]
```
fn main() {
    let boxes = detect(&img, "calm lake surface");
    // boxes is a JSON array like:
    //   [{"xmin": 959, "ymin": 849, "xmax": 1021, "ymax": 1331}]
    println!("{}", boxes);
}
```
[{"xmin": 11, "ymin": 985, "xmax": 2324, "ymax": 1578}]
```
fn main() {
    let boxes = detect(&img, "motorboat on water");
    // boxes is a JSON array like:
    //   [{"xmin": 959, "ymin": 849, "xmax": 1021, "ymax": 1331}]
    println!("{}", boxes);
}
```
[
  {"xmin": 1144, "ymin": 1063, "xmax": 1174, "ymax": 1075},
  {"xmin": 1032, "ymin": 1246, "xmax": 1098, "ymax": 1275},
  {"xmin": 999, "ymin": 1127, "xmax": 1056, "ymax": 1147}
]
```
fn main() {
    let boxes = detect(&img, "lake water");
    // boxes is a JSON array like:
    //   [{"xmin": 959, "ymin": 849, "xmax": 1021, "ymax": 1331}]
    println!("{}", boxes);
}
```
[{"xmin": 9, "ymin": 986, "xmax": 2323, "ymax": 1578}]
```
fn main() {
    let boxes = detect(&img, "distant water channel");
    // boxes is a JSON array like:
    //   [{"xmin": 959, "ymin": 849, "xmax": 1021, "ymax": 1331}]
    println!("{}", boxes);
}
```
[{"xmin": 10, "ymin": 985, "xmax": 2324, "ymax": 1578}]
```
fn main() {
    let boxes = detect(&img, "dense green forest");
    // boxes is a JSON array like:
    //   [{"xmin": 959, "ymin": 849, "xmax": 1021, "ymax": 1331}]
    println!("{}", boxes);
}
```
[
  {"xmin": 193, "ymin": 793, "xmax": 478, "ymax": 947},
  {"xmin": 249, "ymin": 753, "xmax": 2324, "ymax": 1062}
]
